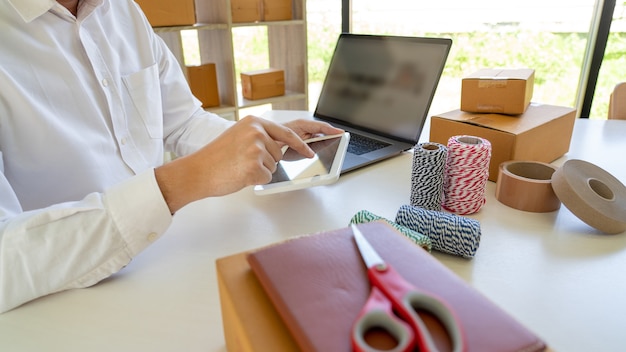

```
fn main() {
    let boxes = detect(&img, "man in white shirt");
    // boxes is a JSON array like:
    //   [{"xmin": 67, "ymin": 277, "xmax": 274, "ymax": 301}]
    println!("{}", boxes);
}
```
[{"xmin": 0, "ymin": 0, "xmax": 342, "ymax": 313}]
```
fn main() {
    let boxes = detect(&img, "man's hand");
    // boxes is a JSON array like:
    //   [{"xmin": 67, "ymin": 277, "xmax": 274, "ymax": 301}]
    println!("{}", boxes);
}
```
[{"xmin": 155, "ymin": 115, "xmax": 343, "ymax": 213}]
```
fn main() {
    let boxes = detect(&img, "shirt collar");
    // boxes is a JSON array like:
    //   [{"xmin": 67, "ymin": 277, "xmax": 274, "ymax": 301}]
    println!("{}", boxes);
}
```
[
  {"xmin": 8, "ymin": 0, "xmax": 56, "ymax": 23},
  {"xmin": 8, "ymin": 0, "xmax": 106, "ymax": 23}
]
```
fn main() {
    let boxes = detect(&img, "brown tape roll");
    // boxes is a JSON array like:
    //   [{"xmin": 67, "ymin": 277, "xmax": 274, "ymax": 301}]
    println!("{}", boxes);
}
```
[
  {"xmin": 551, "ymin": 159, "xmax": 626, "ymax": 234},
  {"xmin": 495, "ymin": 161, "xmax": 561, "ymax": 212}
]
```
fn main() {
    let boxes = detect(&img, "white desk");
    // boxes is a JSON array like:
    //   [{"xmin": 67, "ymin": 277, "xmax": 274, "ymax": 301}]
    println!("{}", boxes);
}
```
[{"xmin": 0, "ymin": 114, "xmax": 625, "ymax": 352}]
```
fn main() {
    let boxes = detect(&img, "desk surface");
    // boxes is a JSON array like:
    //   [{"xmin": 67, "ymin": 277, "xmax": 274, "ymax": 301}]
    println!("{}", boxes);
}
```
[{"xmin": 1, "ymin": 114, "xmax": 625, "ymax": 352}]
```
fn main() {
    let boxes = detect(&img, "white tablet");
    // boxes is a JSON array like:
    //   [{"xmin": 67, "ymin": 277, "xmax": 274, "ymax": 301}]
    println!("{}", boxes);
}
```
[{"xmin": 254, "ymin": 132, "xmax": 350, "ymax": 195}]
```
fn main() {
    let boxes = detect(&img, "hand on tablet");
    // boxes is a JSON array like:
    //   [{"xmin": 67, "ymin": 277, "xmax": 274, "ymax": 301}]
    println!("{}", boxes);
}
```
[
  {"xmin": 155, "ymin": 115, "xmax": 344, "ymax": 213},
  {"xmin": 254, "ymin": 132, "xmax": 351, "ymax": 195}
]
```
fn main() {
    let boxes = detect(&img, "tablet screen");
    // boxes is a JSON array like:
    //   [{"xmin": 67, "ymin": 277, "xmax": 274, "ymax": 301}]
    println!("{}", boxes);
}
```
[
  {"xmin": 254, "ymin": 132, "xmax": 349, "ymax": 195},
  {"xmin": 269, "ymin": 135, "xmax": 342, "ymax": 183}
]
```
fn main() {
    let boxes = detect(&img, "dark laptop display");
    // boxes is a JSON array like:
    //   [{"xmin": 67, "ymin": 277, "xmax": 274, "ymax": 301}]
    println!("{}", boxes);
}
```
[{"xmin": 313, "ymin": 33, "xmax": 452, "ymax": 172}]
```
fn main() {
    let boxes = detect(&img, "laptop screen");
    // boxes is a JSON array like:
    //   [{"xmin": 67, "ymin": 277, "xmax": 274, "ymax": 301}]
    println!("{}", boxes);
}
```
[{"xmin": 314, "ymin": 34, "xmax": 452, "ymax": 143}]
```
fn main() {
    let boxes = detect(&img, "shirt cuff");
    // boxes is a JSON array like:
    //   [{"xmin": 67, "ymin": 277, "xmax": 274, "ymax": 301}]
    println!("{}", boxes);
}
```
[{"xmin": 103, "ymin": 169, "xmax": 173, "ymax": 257}]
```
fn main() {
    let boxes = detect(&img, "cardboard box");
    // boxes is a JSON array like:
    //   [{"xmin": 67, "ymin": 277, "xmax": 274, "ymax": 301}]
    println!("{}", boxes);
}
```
[
  {"xmin": 231, "ymin": 0, "xmax": 261, "ymax": 23},
  {"xmin": 231, "ymin": 0, "xmax": 292, "ymax": 22},
  {"xmin": 263, "ymin": 0, "xmax": 293, "ymax": 21},
  {"xmin": 461, "ymin": 68, "xmax": 535, "ymax": 115},
  {"xmin": 216, "ymin": 251, "xmax": 297, "ymax": 352},
  {"xmin": 187, "ymin": 64, "xmax": 220, "ymax": 108},
  {"xmin": 135, "ymin": 0, "xmax": 196, "ymax": 27},
  {"xmin": 430, "ymin": 103, "xmax": 576, "ymax": 182},
  {"xmin": 241, "ymin": 68, "xmax": 285, "ymax": 100}
]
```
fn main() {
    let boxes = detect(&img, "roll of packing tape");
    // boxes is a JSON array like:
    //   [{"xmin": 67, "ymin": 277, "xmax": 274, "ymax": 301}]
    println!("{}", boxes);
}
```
[
  {"xmin": 551, "ymin": 159, "xmax": 626, "ymax": 234},
  {"xmin": 495, "ymin": 161, "xmax": 561, "ymax": 212}
]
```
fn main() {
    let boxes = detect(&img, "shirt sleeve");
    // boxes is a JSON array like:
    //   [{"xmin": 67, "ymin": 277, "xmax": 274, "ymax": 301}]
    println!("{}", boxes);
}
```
[{"xmin": 0, "ymin": 169, "xmax": 172, "ymax": 314}]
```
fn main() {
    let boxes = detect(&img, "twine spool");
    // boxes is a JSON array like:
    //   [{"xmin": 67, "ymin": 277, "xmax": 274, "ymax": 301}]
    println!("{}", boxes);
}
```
[
  {"xmin": 442, "ymin": 135, "xmax": 492, "ymax": 215},
  {"xmin": 411, "ymin": 142, "xmax": 448, "ymax": 211},
  {"xmin": 395, "ymin": 204, "xmax": 481, "ymax": 258},
  {"xmin": 349, "ymin": 210, "xmax": 432, "ymax": 251}
]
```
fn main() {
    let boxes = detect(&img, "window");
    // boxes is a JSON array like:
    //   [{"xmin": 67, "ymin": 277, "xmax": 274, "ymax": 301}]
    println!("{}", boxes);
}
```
[
  {"xmin": 308, "ymin": 0, "xmax": 625, "ymax": 119},
  {"xmin": 307, "ymin": 0, "xmax": 343, "ymax": 110}
]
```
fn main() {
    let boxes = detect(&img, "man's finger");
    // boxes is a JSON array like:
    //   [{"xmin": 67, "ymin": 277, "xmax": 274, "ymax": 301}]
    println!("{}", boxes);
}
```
[
  {"xmin": 261, "ymin": 119, "xmax": 314, "ymax": 158},
  {"xmin": 285, "ymin": 119, "xmax": 344, "ymax": 138}
]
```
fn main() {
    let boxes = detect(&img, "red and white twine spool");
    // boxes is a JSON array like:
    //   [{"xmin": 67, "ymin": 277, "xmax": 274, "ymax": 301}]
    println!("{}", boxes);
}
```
[{"xmin": 442, "ymin": 135, "xmax": 492, "ymax": 215}]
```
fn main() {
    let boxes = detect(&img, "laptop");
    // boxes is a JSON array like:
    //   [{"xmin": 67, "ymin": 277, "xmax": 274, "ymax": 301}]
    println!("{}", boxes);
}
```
[{"xmin": 312, "ymin": 33, "xmax": 452, "ymax": 173}]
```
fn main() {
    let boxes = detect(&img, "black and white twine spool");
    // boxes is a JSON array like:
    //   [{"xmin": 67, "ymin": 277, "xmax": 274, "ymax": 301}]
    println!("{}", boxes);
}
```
[
  {"xmin": 410, "ymin": 142, "xmax": 448, "ymax": 211},
  {"xmin": 396, "ymin": 204, "xmax": 482, "ymax": 258}
]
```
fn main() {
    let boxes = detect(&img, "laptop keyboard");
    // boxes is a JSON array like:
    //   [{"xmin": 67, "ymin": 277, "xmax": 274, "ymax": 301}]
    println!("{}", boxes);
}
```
[{"xmin": 348, "ymin": 133, "xmax": 391, "ymax": 155}]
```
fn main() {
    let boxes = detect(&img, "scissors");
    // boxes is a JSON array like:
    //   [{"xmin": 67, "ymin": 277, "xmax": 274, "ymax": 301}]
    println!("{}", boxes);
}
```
[{"xmin": 350, "ymin": 224, "xmax": 465, "ymax": 352}]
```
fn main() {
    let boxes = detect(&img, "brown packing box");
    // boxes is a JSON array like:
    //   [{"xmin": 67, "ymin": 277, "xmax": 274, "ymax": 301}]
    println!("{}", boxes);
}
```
[
  {"xmin": 231, "ymin": 0, "xmax": 261, "ymax": 23},
  {"xmin": 216, "ymin": 251, "xmax": 298, "ymax": 352},
  {"xmin": 430, "ymin": 103, "xmax": 576, "ymax": 182},
  {"xmin": 187, "ymin": 64, "xmax": 220, "ymax": 108},
  {"xmin": 241, "ymin": 68, "xmax": 285, "ymax": 100},
  {"xmin": 135, "ymin": 0, "xmax": 196, "ymax": 27},
  {"xmin": 461, "ymin": 68, "xmax": 535, "ymax": 115},
  {"xmin": 263, "ymin": 0, "xmax": 293, "ymax": 21}
]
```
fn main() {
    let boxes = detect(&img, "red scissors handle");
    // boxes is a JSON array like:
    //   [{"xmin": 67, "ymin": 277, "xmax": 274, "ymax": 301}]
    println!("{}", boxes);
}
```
[
  {"xmin": 353, "ymin": 263, "xmax": 466, "ymax": 352},
  {"xmin": 352, "ymin": 286, "xmax": 415, "ymax": 352}
]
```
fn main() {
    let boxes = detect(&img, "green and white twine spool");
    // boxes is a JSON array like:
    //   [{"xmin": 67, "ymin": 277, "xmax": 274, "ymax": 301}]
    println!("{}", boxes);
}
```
[{"xmin": 349, "ymin": 210, "xmax": 432, "ymax": 251}]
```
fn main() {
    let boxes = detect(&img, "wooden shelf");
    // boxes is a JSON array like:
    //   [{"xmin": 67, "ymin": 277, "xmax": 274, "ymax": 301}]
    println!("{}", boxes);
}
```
[
  {"xmin": 151, "ymin": 0, "xmax": 308, "ymax": 120},
  {"xmin": 231, "ymin": 19, "xmax": 306, "ymax": 28},
  {"xmin": 152, "ymin": 23, "xmax": 229, "ymax": 32}
]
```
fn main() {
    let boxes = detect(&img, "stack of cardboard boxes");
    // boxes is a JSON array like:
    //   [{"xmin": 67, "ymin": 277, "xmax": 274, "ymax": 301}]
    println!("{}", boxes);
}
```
[{"xmin": 430, "ymin": 68, "xmax": 576, "ymax": 181}]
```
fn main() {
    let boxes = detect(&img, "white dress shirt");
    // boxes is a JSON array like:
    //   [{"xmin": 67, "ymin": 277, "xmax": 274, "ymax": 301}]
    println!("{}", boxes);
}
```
[{"xmin": 0, "ymin": 0, "xmax": 234, "ymax": 312}]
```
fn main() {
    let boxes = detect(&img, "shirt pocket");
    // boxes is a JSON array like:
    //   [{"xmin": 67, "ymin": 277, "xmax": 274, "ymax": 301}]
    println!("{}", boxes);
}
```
[{"xmin": 122, "ymin": 63, "xmax": 163, "ymax": 139}]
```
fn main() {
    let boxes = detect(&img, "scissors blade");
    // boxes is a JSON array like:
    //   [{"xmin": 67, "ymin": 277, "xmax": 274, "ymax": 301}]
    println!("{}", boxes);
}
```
[{"xmin": 351, "ymin": 224, "xmax": 386, "ymax": 269}]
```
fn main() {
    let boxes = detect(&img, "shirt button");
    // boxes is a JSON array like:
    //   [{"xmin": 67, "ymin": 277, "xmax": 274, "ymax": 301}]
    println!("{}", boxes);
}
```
[
  {"xmin": 120, "ymin": 137, "xmax": 127, "ymax": 145},
  {"xmin": 102, "ymin": 78, "xmax": 109, "ymax": 87},
  {"xmin": 147, "ymin": 232, "xmax": 158, "ymax": 242}
]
